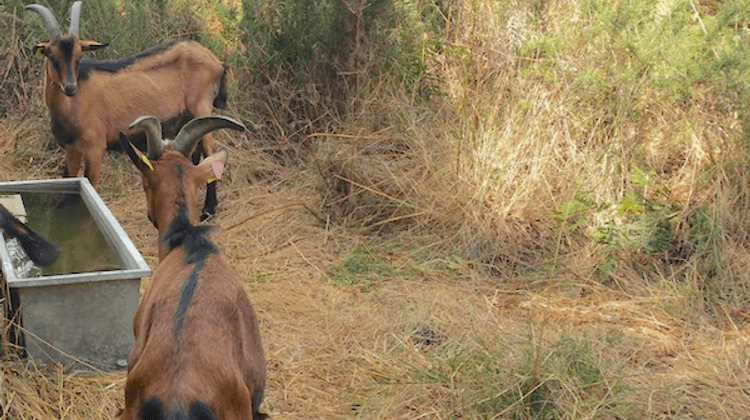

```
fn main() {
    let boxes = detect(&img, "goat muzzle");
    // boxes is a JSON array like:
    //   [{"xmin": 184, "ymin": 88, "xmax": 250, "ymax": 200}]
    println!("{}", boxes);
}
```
[{"xmin": 62, "ymin": 83, "xmax": 78, "ymax": 97}]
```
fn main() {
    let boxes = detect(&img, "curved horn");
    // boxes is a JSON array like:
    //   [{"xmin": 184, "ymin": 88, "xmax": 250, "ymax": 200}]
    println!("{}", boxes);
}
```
[
  {"xmin": 68, "ymin": 1, "xmax": 82, "ymax": 36},
  {"xmin": 174, "ymin": 116, "xmax": 246, "ymax": 157},
  {"xmin": 25, "ymin": 4, "xmax": 62, "ymax": 38},
  {"xmin": 129, "ymin": 116, "xmax": 164, "ymax": 160}
]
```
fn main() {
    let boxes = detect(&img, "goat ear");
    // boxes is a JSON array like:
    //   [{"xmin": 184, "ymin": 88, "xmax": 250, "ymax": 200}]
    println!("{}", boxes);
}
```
[
  {"xmin": 119, "ymin": 132, "xmax": 154, "ymax": 172},
  {"xmin": 32, "ymin": 42, "xmax": 49, "ymax": 57},
  {"xmin": 195, "ymin": 149, "xmax": 228, "ymax": 184},
  {"xmin": 80, "ymin": 40, "xmax": 108, "ymax": 52}
]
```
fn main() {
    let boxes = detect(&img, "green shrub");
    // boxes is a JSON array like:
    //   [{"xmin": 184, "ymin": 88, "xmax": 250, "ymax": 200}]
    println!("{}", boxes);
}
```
[{"xmin": 241, "ymin": 0, "xmax": 347, "ymax": 76}]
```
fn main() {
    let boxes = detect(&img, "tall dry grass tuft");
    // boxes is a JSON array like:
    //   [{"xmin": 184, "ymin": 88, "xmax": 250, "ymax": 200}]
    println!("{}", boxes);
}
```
[
  {"xmin": 311, "ymin": 81, "xmax": 440, "ymax": 234},
  {"xmin": 313, "ymin": 0, "xmax": 577, "ymax": 276},
  {"xmin": 324, "ymin": 0, "xmax": 750, "ymax": 292}
]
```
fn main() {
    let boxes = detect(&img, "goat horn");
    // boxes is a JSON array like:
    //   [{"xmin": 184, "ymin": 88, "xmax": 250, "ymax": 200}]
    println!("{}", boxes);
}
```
[
  {"xmin": 130, "ymin": 116, "xmax": 164, "ymax": 160},
  {"xmin": 174, "ymin": 116, "xmax": 246, "ymax": 158},
  {"xmin": 68, "ymin": 1, "xmax": 82, "ymax": 36},
  {"xmin": 25, "ymin": 4, "xmax": 62, "ymax": 38}
]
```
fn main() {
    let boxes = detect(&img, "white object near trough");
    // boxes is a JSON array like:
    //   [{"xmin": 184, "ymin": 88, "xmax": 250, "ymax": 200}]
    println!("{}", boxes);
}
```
[{"xmin": 0, "ymin": 178, "xmax": 151, "ymax": 370}]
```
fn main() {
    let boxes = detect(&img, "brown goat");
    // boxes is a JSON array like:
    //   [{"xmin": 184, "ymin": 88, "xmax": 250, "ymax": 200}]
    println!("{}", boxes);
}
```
[
  {"xmin": 25, "ymin": 2, "xmax": 229, "ymax": 219},
  {"xmin": 119, "ymin": 115, "xmax": 267, "ymax": 420}
]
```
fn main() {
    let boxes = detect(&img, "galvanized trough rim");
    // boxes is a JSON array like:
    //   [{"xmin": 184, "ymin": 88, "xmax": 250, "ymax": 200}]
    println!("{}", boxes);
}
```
[{"xmin": 0, "ymin": 178, "xmax": 152, "ymax": 288}]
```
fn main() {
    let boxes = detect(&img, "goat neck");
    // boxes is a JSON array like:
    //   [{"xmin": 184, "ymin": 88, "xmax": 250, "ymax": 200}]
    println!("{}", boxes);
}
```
[
  {"xmin": 146, "ymin": 152, "xmax": 204, "ymax": 260},
  {"xmin": 119, "ymin": 138, "xmax": 227, "ymax": 260}
]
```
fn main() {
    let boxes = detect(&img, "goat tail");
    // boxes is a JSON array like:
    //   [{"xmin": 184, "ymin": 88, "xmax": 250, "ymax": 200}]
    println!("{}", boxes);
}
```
[
  {"xmin": 213, "ymin": 64, "xmax": 229, "ymax": 109},
  {"xmin": 139, "ymin": 397, "xmax": 217, "ymax": 420},
  {"xmin": 0, "ymin": 204, "xmax": 60, "ymax": 267}
]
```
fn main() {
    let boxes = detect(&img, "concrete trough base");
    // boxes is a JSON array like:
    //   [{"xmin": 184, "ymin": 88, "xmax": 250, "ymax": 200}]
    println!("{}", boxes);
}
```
[
  {"xmin": 18, "ymin": 279, "xmax": 139, "ymax": 370},
  {"xmin": 0, "ymin": 178, "xmax": 151, "ymax": 370}
]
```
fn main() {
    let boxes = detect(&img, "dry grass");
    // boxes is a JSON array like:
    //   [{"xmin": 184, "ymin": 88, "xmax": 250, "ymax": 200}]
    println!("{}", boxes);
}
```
[{"xmin": 4, "ymin": 0, "xmax": 750, "ymax": 419}]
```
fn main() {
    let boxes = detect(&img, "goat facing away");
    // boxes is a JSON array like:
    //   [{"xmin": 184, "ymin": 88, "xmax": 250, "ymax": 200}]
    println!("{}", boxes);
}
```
[
  {"xmin": 118, "ymin": 115, "xmax": 268, "ymax": 420},
  {"xmin": 25, "ymin": 2, "xmax": 230, "ymax": 220}
]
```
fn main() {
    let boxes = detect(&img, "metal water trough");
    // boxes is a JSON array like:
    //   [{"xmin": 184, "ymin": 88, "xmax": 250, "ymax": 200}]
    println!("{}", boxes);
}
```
[{"xmin": 0, "ymin": 178, "xmax": 151, "ymax": 370}]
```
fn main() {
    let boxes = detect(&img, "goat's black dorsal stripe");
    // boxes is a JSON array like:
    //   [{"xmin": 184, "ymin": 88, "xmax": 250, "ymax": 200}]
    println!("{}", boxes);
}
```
[
  {"xmin": 78, "ymin": 39, "xmax": 183, "ymax": 81},
  {"xmin": 163, "ymin": 204, "xmax": 218, "ymax": 343},
  {"xmin": 161, "ymin": 204, "xmax": 218, "ymax": 263},
  {"xmin": 174, "ymin": 257, "xmax": 205, "ymax": 344}
]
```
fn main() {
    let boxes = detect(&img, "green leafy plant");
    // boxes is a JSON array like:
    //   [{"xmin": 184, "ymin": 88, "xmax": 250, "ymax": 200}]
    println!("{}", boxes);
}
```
[
  {"xmin": 241, "ymin": 0, "xmax": 346, "ymax": 76},
  {"xmin": 327, "ymin": 244, "xmax": 392, "ymax": 289},
  {"xmin": 593, "ymin": 165, "xmax": 680, "ymax": 280}
]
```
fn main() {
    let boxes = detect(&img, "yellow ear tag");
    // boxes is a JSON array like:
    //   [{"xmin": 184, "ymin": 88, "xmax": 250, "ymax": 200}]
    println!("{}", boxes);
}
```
[
  {"xmin": 33, "ymin": 44, "xmax": 46, "ymax": 57},
  {"xmin": 140, "ymin": 154, "xmax": 154, "ymax": 171}
]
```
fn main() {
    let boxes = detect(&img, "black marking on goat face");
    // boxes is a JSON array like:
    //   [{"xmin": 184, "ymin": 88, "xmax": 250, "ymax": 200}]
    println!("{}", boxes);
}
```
[
  {"xmin": 48, "ymin": 54, "xmax": 62, "ymax": 78},
  {"xmin": 58, "ymin": 37, "xmax": 74, "ymax": 63},
  {"xmin": 57, "ymin": 37, "xmax": 79, "ymax": 96}
]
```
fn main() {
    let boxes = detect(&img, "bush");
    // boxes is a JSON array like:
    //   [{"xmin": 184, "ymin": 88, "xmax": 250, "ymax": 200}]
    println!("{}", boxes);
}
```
[{"xmin": 241, "ymin": 0, "xmax": 347, "ymax": 79}]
